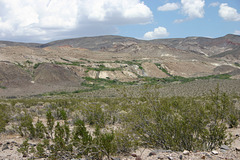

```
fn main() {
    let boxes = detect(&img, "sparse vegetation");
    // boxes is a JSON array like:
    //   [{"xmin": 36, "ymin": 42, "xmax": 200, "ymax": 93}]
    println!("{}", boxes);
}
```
[
  {"xmin": 86, "ymin": 64, "xmax": 122, "ymax": 72},
  {"xmin": 33, "ymin": 63, "xmax": 41, "ymax": 69},
  {"xmin": 0, "ymin": 85, "xmax": 236, "ymax": 159},
  {"xmin": 0, "ymin": 104, "xmax": 10, "ymax": 133},
  {"xmin": 0, "ymin": 85, "xmax": 6, "ymax": 89},
  {"xmin": 234, "ymin": 62, "xmax": 240, "ymax": 67},
  {"xmin": 155, "ymin": 63, "xmax": 172, "ymax": 76},
  {"xmin": 115, "ymin": 60, "xmax": 143, "ymax": 69}
]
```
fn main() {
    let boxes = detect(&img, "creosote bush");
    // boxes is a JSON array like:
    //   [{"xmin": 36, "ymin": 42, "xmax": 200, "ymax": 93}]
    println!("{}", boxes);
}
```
[
  {"xmin": 124, "ymin": 86, "xmax": 239, "ymax": 151},
  {"xmin": 0, "ymin": 104, "xmax": 10, "ymax": 133},
  {"xmin": 9, "ymin": 85, "xmax": 240, "ymax": 159}
]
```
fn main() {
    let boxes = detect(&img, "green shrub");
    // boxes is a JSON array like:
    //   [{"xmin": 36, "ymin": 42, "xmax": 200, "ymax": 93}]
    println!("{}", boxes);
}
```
[
  {"xmin": 72, "ymin": 119, "xmax": 93, "ymax": 157},
  {"xmin": 124, "ymin": 87, "xmax": 236, "ymax": 151},
  {"xmin": 114, "ymin": 130, "xmax": 136, "ymax": 154},
  {"xmin": 0, "ymin": 104, "xmax": 10, "ymax": 133},
  {"xmin": 36, "ymin": 143, "xmax": 46, "ymax": 158},
  {"xmin": 54, "ymin": 122, "xmax": 67, "ymax": 151},
  {"xmin": 46, "ymin": 110, "xmax": 54, "ymax": 138},
  {"xmin": 83, "ymin": 104, "xmax": 106, "ymax": 127},
  {"xmin": 17, "ymin": 113, "xmax": 35, "ymax": 139},
  {"xmin": 56, "ymin": 108, "xmax": 68, "ymax": 120},
  {"xmin": 94, "ymin": 129, "xmax": 116, "ymax": 160},
  {"xmin": 33, "ymin": 63, "xmax": 41, "ymax": 69},
  {"xmin": 17, "ymin": 139, "xmax": 29, "ymax": 157},
  {"xmin": 35, "ymin": 120, "xmax": 47, "ymax": 139}
]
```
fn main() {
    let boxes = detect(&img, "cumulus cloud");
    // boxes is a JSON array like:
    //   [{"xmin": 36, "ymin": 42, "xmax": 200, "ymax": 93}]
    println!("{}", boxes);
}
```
[
  {"xmin": 143, "ymin": 26, "xmax": 169, "ymax": 39},
  {"xmin": 234, "ymin": 30, "xmax": 240, "ymax": 35},
  {"xmin": 219, "ymin": 3, "xmax": 240, "ymax": 21},
  {"xmin": 209, "ymin": 2, "xmax": 220, "ymax": 7},
  {"xmin": 0, "ymin": 0, "xmax": 153, "ymax": 42},
  {"xmin": 157, "ymin": 3, "xmax": 180, "ymax": 11},
  {"xmin": 181, "ymin": 0, "xmax": 205, "ymax": 19},
  {"xmin": 174, "ymin": 19, "xmax": 186, "ymax": 23}
]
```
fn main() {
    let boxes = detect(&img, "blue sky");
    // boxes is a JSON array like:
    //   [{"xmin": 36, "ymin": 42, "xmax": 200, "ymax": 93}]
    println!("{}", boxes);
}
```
[
  {"xmin": 0, "ymin": 0, "xmax": 239, "ymax": 43},
  {"xmin": 119, "ymin": 0, "xmax": 240, "ymax": 39}
]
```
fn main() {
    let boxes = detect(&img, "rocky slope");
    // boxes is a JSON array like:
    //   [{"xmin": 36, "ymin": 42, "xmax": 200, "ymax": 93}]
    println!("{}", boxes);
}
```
[{"xmin": 0, "ymin": 34, "xmax": 240, "ymax": 96}]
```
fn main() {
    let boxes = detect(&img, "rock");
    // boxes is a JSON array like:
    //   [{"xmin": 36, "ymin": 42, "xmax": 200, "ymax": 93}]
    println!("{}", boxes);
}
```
[
  {"xmin": 158, "ymin": 155, "xmax": 164, "ymax": 160},
  {"xmin": 2, "ymin": 144, "xmax": 9, "ymax": 151},
  {"xmin": 220, "ymin": 145, "xmax": 230, "ymax": 150},
  {"xmin": 0, "ymin": 142, "xmax": 2, "ymax": 146},
  {"xmin": 135, "ymin": 156, "xmax": 142, "ymax": 160},
  {"xmin": 205, "ymin": 153, "xmax": 212, "ymax": 158},
  {"xmin": 201, "ymin": 155, "xmax": 205, "ymax": 159},
  {"xmin": 131, "ymin": 154, "xmax": 137, "ymax": 157},
  {"xmin": 111, "ymin": 158, "xmax": 121, "ymax": 160},
  {"xmin": 157, "ymin": 149, "xmax": 172, "ymax": 153},
  {"xmin": 183, "ymin": 150, "xmax": 190, "ymax": 155},
  {"xmin": 148, "ymin": 151, "xmax": 157, "ymax": 156},
  {"xmin": 167, "ymin": 156, "xmax": 173, "ymax": 160},
  {"xmin": 236, "ymin": 147, "xmax": 240, "ymax": 151},
  {"xmin": 179, "ymin": 155, "xmax": 183, "ymax": 159},
  {"xmin": 212, "ymin": 150, "xmax": 218, "ymax": 155}
]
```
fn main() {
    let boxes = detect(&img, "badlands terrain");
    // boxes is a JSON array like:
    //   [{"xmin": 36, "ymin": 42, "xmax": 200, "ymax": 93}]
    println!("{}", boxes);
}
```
[
  {"xmin": 0, "ymin": 34, "xmax": 240, "ymax": 160},
  {"xmin": 0, "ymin": 34, "xmax": 240, "ymax": 97}
]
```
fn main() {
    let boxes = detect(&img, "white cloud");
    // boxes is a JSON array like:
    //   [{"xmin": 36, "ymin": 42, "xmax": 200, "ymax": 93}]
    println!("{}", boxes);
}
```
[
  {"xmin": 234, "ymin": 30, "xmax": 240, "ymax": 35},
  {"xmin": 157, "ymin": 3, "xmax": 180, "ymax": 11},
  {"xmin": 0, "ymin": 0, "xmax": 153, "ymax": 42},
  {"xmin": 143, "ymin": 26, "xmax": 169, "ymax": 39},
  {"xmin": 174, "ymin": 19, "xmax": 186, "ymax": 23},
  {"xmin": 209, "ymin": 2, "xmax": 220, "ymax": 7},
  {"xmin": 181, "ymin": 0, "xmax": 205, "ymax": 19},
  {"xmin": 219, "ymin": 3, "xmax": 240, "ymax": 21}
]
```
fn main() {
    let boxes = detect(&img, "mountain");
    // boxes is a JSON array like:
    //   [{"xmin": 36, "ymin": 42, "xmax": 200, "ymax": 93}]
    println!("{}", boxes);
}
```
[
  {"xmin": 0, "ymin": 34, "xmax": 240, "ymax": 97},
  {"xmin": 0, "ymin": 40, "xmax": 40, "ymax": 48},
  {"xmin": 150, "ymin": 34, "xmax": 240, "ymax": 56}
]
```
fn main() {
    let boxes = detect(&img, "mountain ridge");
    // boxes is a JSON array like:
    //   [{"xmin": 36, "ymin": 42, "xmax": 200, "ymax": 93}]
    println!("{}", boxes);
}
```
[{"xmin": 0, "ymin": 34, "xmax": 240, "ymax": 97}]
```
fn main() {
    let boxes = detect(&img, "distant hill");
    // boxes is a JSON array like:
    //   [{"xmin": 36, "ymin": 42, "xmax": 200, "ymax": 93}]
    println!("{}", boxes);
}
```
[{"xmin": 0, "ymin": 34, "xmax": 240, "ymax": 97}]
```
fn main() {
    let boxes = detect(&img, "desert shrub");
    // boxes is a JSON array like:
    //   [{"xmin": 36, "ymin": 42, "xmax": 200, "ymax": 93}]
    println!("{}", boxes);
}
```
[
  {"xmin": 53, "ymin": 122, "xmax": 71, "ymax": 152},
  {"xmin": 46, "ymin": 110, "xmax": 54, "ymax": 138},
  {"xmin": 35, "ymin": 120, "xmax": 47, "ymax": 139},
  {"xmin": 206, "ymin": 86, "xmax": 240, "ymax": 128},
  {"xmin": 17, "ymin": 139, "xmax": 29, "ymax": 157},
  {"xmin": 93, "ymin": 128, "xmax": 117, "ymax": 160},
  {"xmin": 228, "ymin": 114, "xmax": 239, "ymax": 128},
  {"xmin": 56, "ymin": 108, "xmax": 68, "ymax": 120},
  {"xmin": 17, "ymin": 113, "xmax": 35, "ymax": 139},
  {"xmin": 114, "ymin": 129, "xmax": 137, "ymax": 154},
  {"xmin": 124, "ymin": 86, "xmax": 237, "ymax": 151},
  {"xmin": 71, "ymin": 119, "xmax": 118, "ymax": 159},
  {"xmin": 36, "ymin": 143, "xmax": 46, "ymax": 158},
  {"xmin": 72, "ymin": 119, "xmax": 93, "ymax": 157},
  {"xmin": 82, "ymin": 104, "xmax": 107, "ymax": 127},
  {"xmin": 0, "ymin": 104, "xmax": 10, "ymax": 133}
]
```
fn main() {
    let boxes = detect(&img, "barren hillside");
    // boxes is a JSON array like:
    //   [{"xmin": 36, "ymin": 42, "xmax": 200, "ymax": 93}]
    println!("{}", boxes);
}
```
[{"xmin": 0, "ymin": 34, "xmax": 240, "ymax": 97}]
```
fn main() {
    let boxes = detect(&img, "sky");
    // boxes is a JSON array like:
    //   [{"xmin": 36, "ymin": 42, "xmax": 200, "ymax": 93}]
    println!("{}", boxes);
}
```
[{"xmin": 0, "ymin": 0, "xmax": 239, "ymax": 43}]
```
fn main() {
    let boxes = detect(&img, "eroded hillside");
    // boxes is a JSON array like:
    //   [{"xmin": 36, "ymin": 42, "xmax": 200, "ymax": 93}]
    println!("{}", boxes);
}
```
[{"xmin": 0, "ymin": 35, "xmax": 240, "ymax": 97}]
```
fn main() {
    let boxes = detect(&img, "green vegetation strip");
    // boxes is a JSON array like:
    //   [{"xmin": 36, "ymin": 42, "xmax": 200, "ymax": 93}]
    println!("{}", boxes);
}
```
[{"xmin": 142, "ymin": 74, "xmax": 231, "ymax": 84}]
